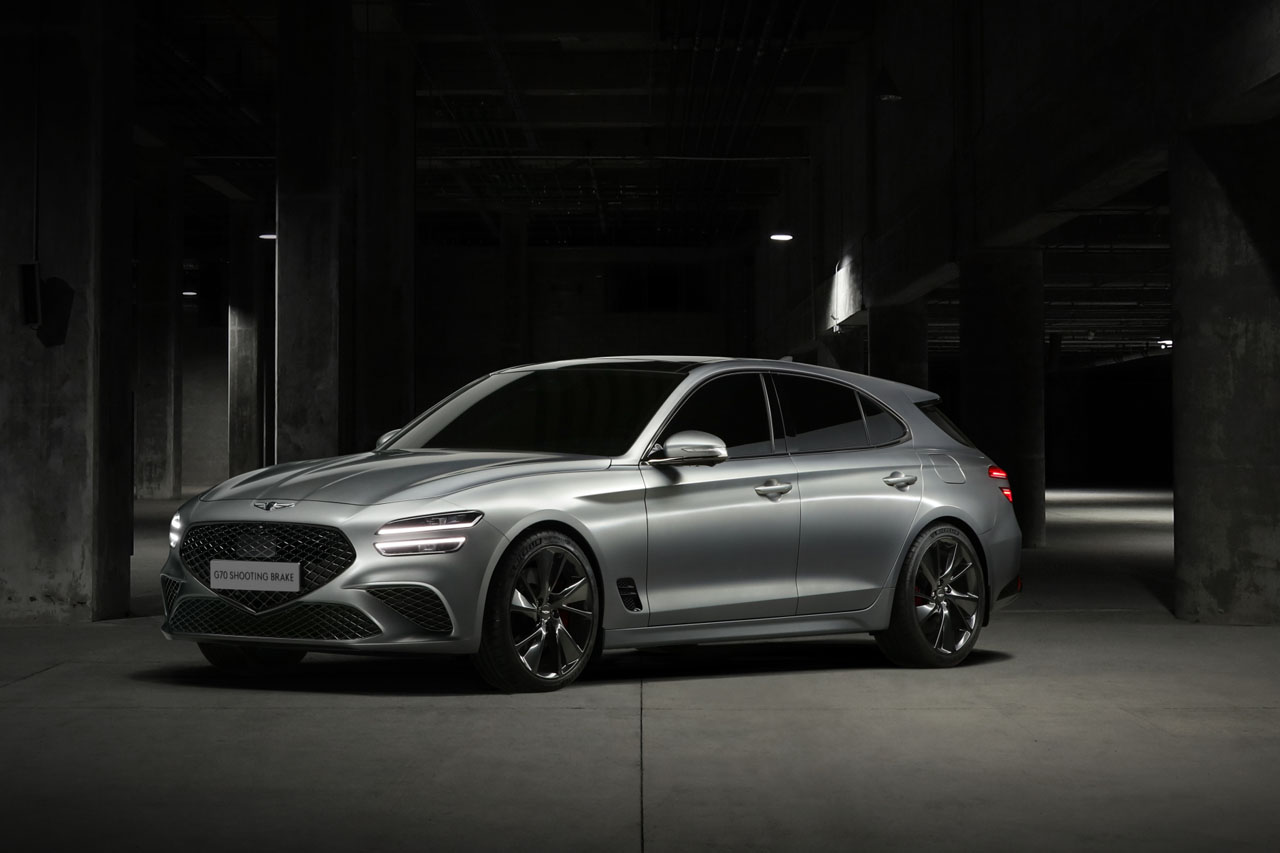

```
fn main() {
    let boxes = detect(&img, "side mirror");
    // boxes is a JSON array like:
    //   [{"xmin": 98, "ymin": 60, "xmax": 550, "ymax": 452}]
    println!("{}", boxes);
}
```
[
  {"xmin": 647, "ymin": 430, "xmax": 729, "ymax": 467},
  {"xmin": 374, "ymin": 429, "xmax": 400, "ymax": 450}
]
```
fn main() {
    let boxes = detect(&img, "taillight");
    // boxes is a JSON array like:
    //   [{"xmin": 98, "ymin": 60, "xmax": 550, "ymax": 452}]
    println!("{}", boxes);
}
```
[{"xmin": 989, "ymin": 466, "xmax": 1013, "ymax": 502}]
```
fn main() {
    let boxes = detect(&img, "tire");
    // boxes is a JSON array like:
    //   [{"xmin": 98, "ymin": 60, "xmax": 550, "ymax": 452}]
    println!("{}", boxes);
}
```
[
  {"xmin": 875, "ymin": 523, "xmax": 986, "ymax": 667},
  {"xmin": 474, "ymin": 530, "xmax": 600, "ymax": 693},
  {"xmin": 198, "ymin": 642, "xmax": 307, "ymax": 675}
]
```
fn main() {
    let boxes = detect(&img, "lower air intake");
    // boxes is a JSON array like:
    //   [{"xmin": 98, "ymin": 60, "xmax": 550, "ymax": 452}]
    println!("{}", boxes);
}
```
[
  {"xmin": 169, "ymin": 597, "xmax": 380, "ymax": 641},
  {"xmin": 160, "ymin": 575, "xmax": 183, "ymax": 616},
  {"xmin": 365, "ymin": 586, "xmax": 453, "ymax": 634}
]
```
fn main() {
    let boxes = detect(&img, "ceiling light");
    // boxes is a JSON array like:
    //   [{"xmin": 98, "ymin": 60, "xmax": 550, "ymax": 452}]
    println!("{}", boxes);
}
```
[
  {"xmin": 182, "ymin": 291, "xmax": 198, "ymax": 297},
  {"xmin": 770, "ymin": 233, "xmax": 793, "ymax": 242}
]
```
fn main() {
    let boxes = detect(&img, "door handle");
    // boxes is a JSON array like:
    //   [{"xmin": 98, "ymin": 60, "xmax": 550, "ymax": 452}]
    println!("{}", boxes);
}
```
[
  {"xmin": 754, "ymin": 479, "xmax": 793, "ymax": 501},
  {"xmin": 883, "ymin": 472, "xmax": 918, "ymax": 489}
]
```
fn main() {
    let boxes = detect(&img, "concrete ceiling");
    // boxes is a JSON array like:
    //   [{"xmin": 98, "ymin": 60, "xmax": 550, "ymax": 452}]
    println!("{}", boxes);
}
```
[
  {"xmin": 134, "ymin": 0, "xmax": 1171, "ymax": 362},
  {"xmin": 137, "ymin": 0, "xmax": 867, "ymax": 247}
]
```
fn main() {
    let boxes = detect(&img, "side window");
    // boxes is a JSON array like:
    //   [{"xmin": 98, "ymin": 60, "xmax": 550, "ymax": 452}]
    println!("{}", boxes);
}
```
[
  {"xmin": 662, "ymin": 373, "xmax": 774, "ymax": 458},
  {"xmin": 773, "ymin": 374, "xmax": 869, "ymax": 452},
  {"xmin": 860, "ymin": 393, "xmax": 909, "ymax": 445}
]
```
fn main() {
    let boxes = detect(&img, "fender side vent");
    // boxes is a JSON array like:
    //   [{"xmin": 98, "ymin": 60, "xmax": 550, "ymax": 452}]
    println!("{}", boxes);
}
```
[{"xmin": 616, "ymin": 578, "xmax": 643, "ymax": 612}]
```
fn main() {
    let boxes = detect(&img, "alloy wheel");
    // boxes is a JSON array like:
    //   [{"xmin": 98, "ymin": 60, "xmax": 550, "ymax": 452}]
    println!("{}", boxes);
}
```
[
  {"xmin": 911, "ymin": 534, "xmax": 982, "ymax": 655},
  {"xmin": 507, "ymin": 545, "xmax": 597, "ymax": 680}
]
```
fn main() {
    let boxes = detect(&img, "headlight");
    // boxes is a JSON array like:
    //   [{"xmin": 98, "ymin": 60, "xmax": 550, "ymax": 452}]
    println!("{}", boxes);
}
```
[
  {"xmin": 375, "ymin": 511, "xmax": 483, "ymax": 536},
  {"xmin": 374, "ymin": 511, "xmax": 482, "ymax": 556},
  {"xmin": 169, "ymin": 512, "xmax": 183, "ymax": 549}
]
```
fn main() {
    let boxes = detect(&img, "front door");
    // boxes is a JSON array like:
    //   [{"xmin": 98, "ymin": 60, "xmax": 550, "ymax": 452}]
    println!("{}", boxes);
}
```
[{"xmin": 642, "ymin": 373, "xmax": 799, "ymax": 625}]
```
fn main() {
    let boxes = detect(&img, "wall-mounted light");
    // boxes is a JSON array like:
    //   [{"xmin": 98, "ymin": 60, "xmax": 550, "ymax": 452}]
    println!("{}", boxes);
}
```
[
  {"xmin": 828, "ymin": 256, "xmax": 861, "ymax": 331},
  {"xmin": 770, "ymin": 233, "xmax": 794, "ymax": 242},
  {"xmin": 258, "ymin": 233, "xmax": 277, "ymax": 240},
  {"xmin": 182, "ymin": 290, "xmax": 198, "ymax": 297}
]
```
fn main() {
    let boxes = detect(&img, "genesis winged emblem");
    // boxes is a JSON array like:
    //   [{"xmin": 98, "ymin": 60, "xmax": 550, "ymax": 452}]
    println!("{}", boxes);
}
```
[{"xmin": 253, "ymin": 500, "xmax": 296, "ymax": 511}]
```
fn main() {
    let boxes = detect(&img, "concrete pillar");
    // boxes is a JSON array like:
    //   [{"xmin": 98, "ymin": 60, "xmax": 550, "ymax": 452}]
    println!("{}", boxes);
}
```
[
  {"xmin": 868, "ymin": 299, "xmax": 928, "ymax": 388},
  {"xmin": 0, "ymin": 0, "xmax": 133, "ymax": 621},
  {"xmin": 134, "ymin": 147, "xmax": 182, "ymax": 498},
  {"xmin": 353, "ymin": 33, "xmax": 416, "ymax": 447},
  {"xmin": 501, "ymin": 208, "xmax": 531, "ymax": 365},
  {"xmin": 959, "ymin": 250, "xmax": 1045, "ymax": 547},
  {"xmin": 275, "ymin": 0, "xmax": 352, "ymax": 462},
  {"xmin": 1171, "ymin": 129, "xmax": 1280, "ymax": 624},
  {"xmin": 227, "ymin": 201, "xmax": 268, "ymax": 475}
]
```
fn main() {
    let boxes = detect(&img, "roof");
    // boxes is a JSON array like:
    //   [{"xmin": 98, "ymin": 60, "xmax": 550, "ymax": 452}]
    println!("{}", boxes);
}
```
[{"xmin": 495, "ymin": 354, "xmax": 940, "ymax": 404}]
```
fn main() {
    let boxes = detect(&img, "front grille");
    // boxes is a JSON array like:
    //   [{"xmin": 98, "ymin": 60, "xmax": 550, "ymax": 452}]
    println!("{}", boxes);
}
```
[
  {"xmin": 365, "ymin": 586, "xmax": 453, "ymax": 634},
  {"xmin": 168, "ymin": 597, "xmax": 380, "ymax": 641},
  {"xmin": 179, "ymin": 522, "xmax": 356, "ymax": 613},
  {"xmin": 160, "ymin": 575, "xmax": 183, "ymax": 616}
]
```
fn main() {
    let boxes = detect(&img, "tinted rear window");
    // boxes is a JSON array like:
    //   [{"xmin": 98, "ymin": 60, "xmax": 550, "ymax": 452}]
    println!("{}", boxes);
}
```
[
  {"xmin": 861, "ymin": 394, "xmax": 908, "ymax": 445},
  {"xmin": 773, "ymin": 374, "xmax": 870, "ymax": 452},
  {"xmin": 917, "ymin": 401, "xmax": 975, "ymax": 447}
]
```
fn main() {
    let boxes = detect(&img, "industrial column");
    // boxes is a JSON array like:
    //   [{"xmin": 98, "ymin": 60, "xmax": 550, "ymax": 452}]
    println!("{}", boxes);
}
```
[
  {"xmin": 500, "ymin": 208, "xmax": 531, "ymax": 365},
  {"xmin": 1171, "ymin": 129, "xmax": 1280, "ymax": 624},
  {"xmin": 227, "ymin": 200, "xmax": 269, "ymax": 476},
  {"xmin": 0, "ymin": 0, "xmax": 133, "ymax": 620},
  {"xmin": 275, "ymin": 0, "xmax": 353, "ymax": 462},
  {"xmin": 353, "ymin": 30, "xmax": 417, "ymax": 446},
  {"xmin": 959, "ymin": 250, "xmax": 1046, "ymax": 547},
  {"xmin": 134, "ymin": 146, "xmax": 183, "ymax": 498}
]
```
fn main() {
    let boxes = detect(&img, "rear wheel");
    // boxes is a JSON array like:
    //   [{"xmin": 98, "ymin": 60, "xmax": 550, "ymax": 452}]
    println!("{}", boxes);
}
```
[
  {"xmin": 875, "ymin": 524, "xmax": 986, "ymax": 667},
  {"xmin": 474, "ymin": 530, "xmax": 600, "ymax": 693},
  {"xmin": 198, "ymin": 642, "xmax": 306, "ymax": 674}
]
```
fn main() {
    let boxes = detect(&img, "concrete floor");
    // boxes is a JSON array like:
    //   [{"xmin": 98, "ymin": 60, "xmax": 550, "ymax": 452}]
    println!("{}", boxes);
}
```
[{"xmin": 4, "ymin": 489, "xmax": 1279, "ymax": 851}]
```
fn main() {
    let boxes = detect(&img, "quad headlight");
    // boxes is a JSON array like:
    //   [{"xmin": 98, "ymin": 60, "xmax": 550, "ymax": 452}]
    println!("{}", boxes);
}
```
[
  {"xmin": 374, "ymin": 511, "xmax": 482, "ymax": 556},
  {"xmin": 169, "ymin": 512, "xmax": 183, "ymax": 549}
]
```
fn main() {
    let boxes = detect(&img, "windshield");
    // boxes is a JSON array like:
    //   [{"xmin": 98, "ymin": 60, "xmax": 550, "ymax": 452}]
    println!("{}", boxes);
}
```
[{"xmin": 387, "ymin": 368, "xmax": 685, "ymax": 456}]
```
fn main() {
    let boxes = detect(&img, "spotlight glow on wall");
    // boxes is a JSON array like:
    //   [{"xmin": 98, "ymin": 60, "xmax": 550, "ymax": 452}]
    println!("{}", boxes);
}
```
[{"xmin": 828, "ymin": 256, "xmax": 861, "ymax": 332}]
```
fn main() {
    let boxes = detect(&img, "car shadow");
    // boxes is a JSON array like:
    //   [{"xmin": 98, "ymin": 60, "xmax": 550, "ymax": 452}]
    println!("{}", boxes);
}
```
[
  {"xmin": 130, "ymin": 654, "xmax": 492, "ymax": 696},
  {"xmin": 584, "ymin": 639, "xmax": 1012, "ymax": 685},
  {"xmin": 132, "ymin": 639, "xmax": 1013, "ymax": 696}
]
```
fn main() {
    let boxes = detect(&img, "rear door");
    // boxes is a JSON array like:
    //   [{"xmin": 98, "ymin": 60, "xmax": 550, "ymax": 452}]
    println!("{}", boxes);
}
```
[{"xmin": 771, "ymin": 373, "xmax": 923, "ymax": 615}]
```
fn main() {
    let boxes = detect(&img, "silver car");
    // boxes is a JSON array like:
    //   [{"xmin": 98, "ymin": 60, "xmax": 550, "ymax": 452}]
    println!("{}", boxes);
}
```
[{"xmin": 162, "ymin": 356, "xmax": 1021, "ymax": 691}]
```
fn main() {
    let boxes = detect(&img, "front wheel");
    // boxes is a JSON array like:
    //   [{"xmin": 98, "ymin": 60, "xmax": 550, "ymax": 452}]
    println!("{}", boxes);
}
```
[
  {"xmin": 473, "ymin": 530, "xmax": 600, "ymax": 693},
  {"xmin": 875, "ymin": 524, "xmax": 986, "ymax": 667}
]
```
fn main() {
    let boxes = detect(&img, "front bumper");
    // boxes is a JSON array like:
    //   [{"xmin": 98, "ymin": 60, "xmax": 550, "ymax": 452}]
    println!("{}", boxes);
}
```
[{"xmin": 160, "ymin": 500, "xmax": 505, "ymax": 655}]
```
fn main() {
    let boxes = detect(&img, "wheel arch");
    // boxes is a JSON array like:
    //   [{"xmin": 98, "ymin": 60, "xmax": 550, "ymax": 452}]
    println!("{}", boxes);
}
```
[
  {"xmin": 488, "ymin": 515, "xmax": 607, "ymax": 621},
  {"xmin": 887, "ymin": 503, "xmax": 993, "ymax": 628}
]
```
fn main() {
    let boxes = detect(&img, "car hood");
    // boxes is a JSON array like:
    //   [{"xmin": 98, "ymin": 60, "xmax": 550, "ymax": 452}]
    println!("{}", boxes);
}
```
[{"xmin": 200, "ymin": 450, "xmax": 610, "ymax": 506}]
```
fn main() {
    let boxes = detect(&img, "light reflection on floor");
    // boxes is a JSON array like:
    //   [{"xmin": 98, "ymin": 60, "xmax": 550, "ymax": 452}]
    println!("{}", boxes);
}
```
[{"xmin": 1016, "ymin": 488, "xmax": 1175, "ymax": 614}]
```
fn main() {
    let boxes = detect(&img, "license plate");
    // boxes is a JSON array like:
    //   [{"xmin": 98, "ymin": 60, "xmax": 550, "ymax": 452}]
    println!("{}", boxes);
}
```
[{"xmin": 209, "ymin": 559, "xmax": 301, "ymax": 592}]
